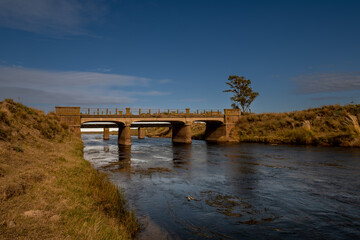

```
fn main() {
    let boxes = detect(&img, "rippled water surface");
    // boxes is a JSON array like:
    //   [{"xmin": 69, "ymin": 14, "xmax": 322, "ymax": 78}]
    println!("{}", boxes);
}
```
[{"xmin": 82, "ymin": 134, "xmax": 360, "ymax": 239}]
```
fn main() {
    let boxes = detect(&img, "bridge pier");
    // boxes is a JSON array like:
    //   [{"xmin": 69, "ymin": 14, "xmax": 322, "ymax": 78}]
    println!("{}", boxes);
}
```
[
  {"xmin": 138, "ymin": 127, "xmax": 145, "ymax": 139},
  {"xmin": 103, "ymin": 128, "xmax": 110, "ymax": 140},
  {"xmin": 172, "ymin": 123, "xmax": 192, "ymax": 144},
  {"xmin": 118, "ymin": 124, "xmax": 131, "ymax": 146}
]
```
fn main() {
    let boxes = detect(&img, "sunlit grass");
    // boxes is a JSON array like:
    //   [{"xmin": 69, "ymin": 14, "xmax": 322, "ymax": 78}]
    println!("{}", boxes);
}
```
[
  {"xmin": 0, "ymin": 99, "xmax": 138, "ymax": 239},
  {"xmin": 231, "ymin": 104, "xmax": 360, "ymax": 147}
]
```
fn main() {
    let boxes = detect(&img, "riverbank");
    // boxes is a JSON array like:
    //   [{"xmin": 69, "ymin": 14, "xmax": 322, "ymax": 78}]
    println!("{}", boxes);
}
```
[
  {"xmin": 109, "ymin": 124, "xmax": 206, "ymax": 139},
  {"xmin": 230, "ymin": 104, "xmax": 360, "ymax": 147},
  {"xmin": 144, "ymin": 123, "xmax": 206, "ymax": 139},
  {"xmin": 0, "ymin": 99, "xmax": 138, "ymax": 239}
]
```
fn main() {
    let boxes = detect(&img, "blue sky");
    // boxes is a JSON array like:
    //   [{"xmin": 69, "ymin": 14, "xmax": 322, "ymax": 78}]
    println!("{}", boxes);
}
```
[{"xmin": 0, "ymin": 0, "xmax": 359, "ymax": 113}]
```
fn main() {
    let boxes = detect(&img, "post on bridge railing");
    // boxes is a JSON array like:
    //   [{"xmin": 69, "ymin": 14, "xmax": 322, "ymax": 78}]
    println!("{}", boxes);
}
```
[
  {"xmin": 97, "ymin": 108, "xmax": 99, "ymax": 115},
  {"xmin": 197, "ymin": 109, "xmax": 199, "ymax": 115},
  {"xmin": 139, "ymin": 108, "xmax": 141, "ymax": 115},
  {"xmin": 148, "ymin": 109, "xmax": 151, "ymax": 115},
  {"xmin": 168, "ymin": 109, "xmax": 170, "ymax": 114},
  {"xmin": 115, "ymin": 108, "xmax": 118, "ymax": 115},
  {"xmin": 106, "ymin": 108, "xmax": 108, "ymax": 115},
  {"xmin": 177, "ymin": 109, "xmax": 179, "ymax": 114},
  {"xmin": 88, "ymin": 108, "xmax": 90, "ymax": 115},
  {"xmin": 186, "ymin": 108, "xmax": 190, "ymax": 115},
  {"xmin": 101, "ymin": 110, "xmax": 103, "ymax": 115},
  {"xmin": 126, "ymin": 108, "xmax": 130, "ymax": 115}
]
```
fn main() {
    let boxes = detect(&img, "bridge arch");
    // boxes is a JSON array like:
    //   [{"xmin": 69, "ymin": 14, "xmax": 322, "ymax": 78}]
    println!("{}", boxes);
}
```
[{"xmin": 81, "ymin": 121, "xmax": 126, "ymax": 141}]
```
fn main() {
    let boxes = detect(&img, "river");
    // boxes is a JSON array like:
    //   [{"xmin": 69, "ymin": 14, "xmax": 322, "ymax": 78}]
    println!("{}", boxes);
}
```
[{"xmin": 82, "ymin": 134, "xmax": 360, "ymax": 239}]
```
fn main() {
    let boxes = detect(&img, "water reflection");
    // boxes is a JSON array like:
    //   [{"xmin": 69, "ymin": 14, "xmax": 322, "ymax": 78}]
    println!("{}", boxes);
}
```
[
  {"xmin": 117, "ymin": 145, "xmax": 131, "ymax": 172},
  {"xmin": 82, "ymin": 135, "xmax": 360, "ymax": 240},
  {"xmin": 172, "ymin": 143, "xmax": 192, "ymax": 167},
  {"xmin": 222, "ymin": 146, "xmax": 259, "ymax": 198}
]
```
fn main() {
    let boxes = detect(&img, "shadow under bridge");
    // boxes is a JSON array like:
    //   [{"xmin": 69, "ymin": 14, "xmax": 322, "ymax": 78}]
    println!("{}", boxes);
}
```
[{"xmin": 81, "ymin": 121, "xmax": 195, "ymax": 145}]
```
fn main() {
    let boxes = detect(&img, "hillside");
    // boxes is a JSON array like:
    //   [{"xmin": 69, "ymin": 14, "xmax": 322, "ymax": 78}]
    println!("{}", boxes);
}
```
[
  {"xmin": 230, "ymin": 104, "xmax": 360, "ymax": 147},
  {"xmin": 0, "ymin": 99, "xmax": 138, "ymax": 239}
]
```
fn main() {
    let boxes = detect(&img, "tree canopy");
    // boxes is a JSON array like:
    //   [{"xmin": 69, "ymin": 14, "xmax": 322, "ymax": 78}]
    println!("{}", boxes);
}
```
[{"xmin": 223, "ymin": 75, "xmax": 259, "ymax": 112}]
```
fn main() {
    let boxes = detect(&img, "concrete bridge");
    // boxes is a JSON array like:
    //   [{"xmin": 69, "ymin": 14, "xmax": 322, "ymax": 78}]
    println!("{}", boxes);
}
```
[{"xmin": 55, "ymin": 107, "xmax": 241, "ymax": 145}]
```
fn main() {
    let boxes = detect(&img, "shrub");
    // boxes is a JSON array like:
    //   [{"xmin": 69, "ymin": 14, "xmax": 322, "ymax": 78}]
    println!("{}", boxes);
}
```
[
  {"xmin": 13, "ymin": 145, "xmax": 24, "ymax": 152},
  {"xmin": 286, "ymin": 128, "xmax": 314, "ymax": 145},
  {"xmin": 0, "ymin": 111, "xmax": 10, "ymax": 125},
  {"xmin": 4, "ymin": 98, "xmax": 14, "ymax": 104},
  {"xmin": 0, "ymin": 127, "xmax": 10, "ymax": 141}
]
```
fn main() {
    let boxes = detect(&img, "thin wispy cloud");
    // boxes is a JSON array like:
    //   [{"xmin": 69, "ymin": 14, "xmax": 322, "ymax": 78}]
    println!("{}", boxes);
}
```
[
  {"xmin": 293, "ymin": 72, "xmax": 360, "ymax": 94},
  {"xmin": 0, "ymin": 66, "xmax": 169, "ymax": 106},
  {"xmin": 181, "ymin": 98, "xmax": 205, "ymax": 102},
  {"xmin": 96, "ymin": 67, "xmax": 112, "ymax": 73},
  {"xmin": 125, "ymin": 91, "xmax": 172, "ymax": 96},
  {"xmin": 157, "ymin": 79, "xmax": 173, "ymax": 84},
  {"xmin": 0, "ymin": 66, "xmax": 149, "ymax": 89},
  {"xmin": 0, "ymin": 0, "xmax": 105, "ymax": 35},
  {"xmin": 310, "ymin": 96, "xmax": 349, "ymax": 101},
  {"xmin": 0, "ymin": 87, "xmax": 134, "ymax": 105}
]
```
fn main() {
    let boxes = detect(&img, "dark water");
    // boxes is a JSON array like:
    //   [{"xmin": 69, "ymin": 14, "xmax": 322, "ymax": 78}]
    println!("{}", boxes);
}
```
[{"xmin": 82, "ymin": 134, "xmax": 360, "ymax": 240}]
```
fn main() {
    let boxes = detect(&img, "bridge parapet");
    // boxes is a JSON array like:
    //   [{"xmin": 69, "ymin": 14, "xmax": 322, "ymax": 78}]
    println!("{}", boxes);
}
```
[{"xmin": 79, "ymin": 108, "xmax": 224, "ymax": 118}]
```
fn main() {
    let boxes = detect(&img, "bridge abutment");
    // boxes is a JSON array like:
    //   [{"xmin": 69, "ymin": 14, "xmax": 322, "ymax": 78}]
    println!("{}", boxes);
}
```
[
  {"xmin": 172, "ymin": 123, "xmax": 192, "ymax": 144},
  {"xmin": 118, "ymin": 124, "xmax": 131, "ymax": 146},
  {"xmin": 55, "ymin": 107, "xmax": 81, "ymax": 136},
  {"xmin": 223, "ymin": 109, "xmax": 241, "ymax": 141},
  {"xmin": 205, "ymin": 109, "xmax": 241, "ymax": 142}
]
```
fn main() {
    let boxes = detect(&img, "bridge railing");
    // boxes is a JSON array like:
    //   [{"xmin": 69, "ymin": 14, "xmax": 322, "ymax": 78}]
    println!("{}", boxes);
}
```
[{"xmin": 80, "ymin": 108, "xmax": 224, "ymax": 117}]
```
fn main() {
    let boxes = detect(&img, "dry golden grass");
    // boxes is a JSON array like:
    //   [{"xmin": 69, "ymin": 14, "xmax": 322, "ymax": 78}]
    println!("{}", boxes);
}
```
[
  {"xmin": 0, "ymin": 99, "xmax": 138, "ymax": 239},
  {"xmin": 231, "ymin": 104, "xmax": 360, "ymax": 147},
  {"xmin": 146, "ymin": 127, "xmax": 172, "ymax": 138},
  {"xmin": 143, "ymin": 123, "xmax": 206, "ymax": 139},
  {"xmin": 191, "ymin": 123, "xmax": 206, "ymax": 139}
]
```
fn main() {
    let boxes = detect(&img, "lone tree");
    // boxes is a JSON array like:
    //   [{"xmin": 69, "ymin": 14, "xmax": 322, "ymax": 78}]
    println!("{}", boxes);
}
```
[{"xmin": 223, "ymin": 75, "xmax": 259, "ymax": 112}]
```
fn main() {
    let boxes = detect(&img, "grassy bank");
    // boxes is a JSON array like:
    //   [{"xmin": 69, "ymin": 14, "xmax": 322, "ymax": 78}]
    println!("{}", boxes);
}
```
[
  {"xmin": 230, "ymin": 104, "xmax": 360, "ymax": 147},
  {"xmin": 0, "ymin": 99, "xmax": 138, "ymax": 239}
]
